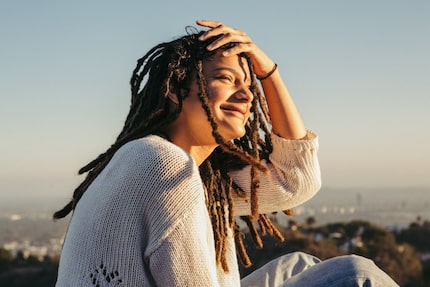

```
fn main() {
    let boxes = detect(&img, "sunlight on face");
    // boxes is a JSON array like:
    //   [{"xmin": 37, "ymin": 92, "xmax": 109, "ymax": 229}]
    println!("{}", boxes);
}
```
[{"xmin": 177, "ymin": 51, "xmax": 254, "ymax": 146}]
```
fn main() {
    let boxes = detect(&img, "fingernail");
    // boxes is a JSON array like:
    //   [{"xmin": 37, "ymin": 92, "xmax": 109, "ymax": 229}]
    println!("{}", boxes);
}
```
[{"xmin": 222, "ymin": 51, "xmax": 229, "ymax": 56}]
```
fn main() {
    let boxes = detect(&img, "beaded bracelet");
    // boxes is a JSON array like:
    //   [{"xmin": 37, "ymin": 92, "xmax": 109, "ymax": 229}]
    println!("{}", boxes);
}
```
[{"xmin": 256, "ymin": 63, "xmax": 278, "ymax": 80}]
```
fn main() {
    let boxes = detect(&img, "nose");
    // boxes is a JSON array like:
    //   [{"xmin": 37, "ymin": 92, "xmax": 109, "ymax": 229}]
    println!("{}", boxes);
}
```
[{"xmin": 235, "ymin": 84, "xmax": 254, "ymax": 103}]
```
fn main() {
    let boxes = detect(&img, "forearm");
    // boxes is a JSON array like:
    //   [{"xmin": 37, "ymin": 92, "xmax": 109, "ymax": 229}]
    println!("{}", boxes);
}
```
[
  {"xmin": 259, "ymin": 68, "xmax": 307, "ymax": 140},
  {"xmin": 246, "ymin": 44, "xmax": 307, "ymax": 140}
]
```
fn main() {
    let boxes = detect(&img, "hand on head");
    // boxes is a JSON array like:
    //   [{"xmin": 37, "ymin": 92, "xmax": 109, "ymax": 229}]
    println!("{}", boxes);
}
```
[{"xmin": 196, "ymin": 20, "xmax": 276, "ymax": 78}]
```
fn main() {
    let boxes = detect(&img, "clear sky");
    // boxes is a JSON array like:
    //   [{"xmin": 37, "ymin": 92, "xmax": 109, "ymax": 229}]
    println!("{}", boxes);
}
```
[{"xmin": 1, "ymin": 0, "xmax": 429, "ymax": 200}]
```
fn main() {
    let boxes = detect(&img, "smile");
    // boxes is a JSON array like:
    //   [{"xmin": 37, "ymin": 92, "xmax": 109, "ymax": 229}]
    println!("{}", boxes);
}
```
[
  {"xmin": 221, "ymin": 105, "xmax": 247, "ymax": 114},
  {"xmin": 221, "ymin": 105, "xmax": 248, "ymax": 120}
]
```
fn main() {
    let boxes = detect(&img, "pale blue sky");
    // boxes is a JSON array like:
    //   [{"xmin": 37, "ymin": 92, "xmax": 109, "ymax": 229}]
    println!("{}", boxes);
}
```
[{"xmin": 1, "ymin": 0, "xmax": 429, "ymax": 199}]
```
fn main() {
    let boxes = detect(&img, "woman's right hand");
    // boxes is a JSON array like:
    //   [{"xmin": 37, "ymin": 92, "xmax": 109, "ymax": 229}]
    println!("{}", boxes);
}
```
[{"xmin": 196, "ymin": 20, "xmax": 276, "ymax": 79}]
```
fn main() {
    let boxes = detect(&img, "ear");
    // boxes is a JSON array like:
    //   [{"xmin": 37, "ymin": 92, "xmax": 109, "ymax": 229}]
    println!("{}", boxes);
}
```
[{"xmin": 168, "ymin": 91, "xmax": 179, "ymax": 104}]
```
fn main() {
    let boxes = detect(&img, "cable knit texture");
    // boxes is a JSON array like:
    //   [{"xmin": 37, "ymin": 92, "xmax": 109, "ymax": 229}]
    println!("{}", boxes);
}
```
[{"xmin": 56, "ymin": 131, "xmax": 321, "ymax": 286}]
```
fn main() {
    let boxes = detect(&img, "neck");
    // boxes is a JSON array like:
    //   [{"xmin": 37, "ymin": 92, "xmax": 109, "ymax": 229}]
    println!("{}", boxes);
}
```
[
  {"xmin": 173, "ymin": 138, "xmax": 217, "ymax": 166},
  {"xmin": 186, "ymin": 144, "xmax": 217, "ymax": 166},
  {"xmin": 164, "ymin": 128, "xmax": 217, "ymax": 166}
]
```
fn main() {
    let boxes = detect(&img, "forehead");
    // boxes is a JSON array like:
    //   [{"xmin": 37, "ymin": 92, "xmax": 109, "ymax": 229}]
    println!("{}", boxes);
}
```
[{"xmin": 203, "ymin": 51, "xmax": 250, "ymax": 76}]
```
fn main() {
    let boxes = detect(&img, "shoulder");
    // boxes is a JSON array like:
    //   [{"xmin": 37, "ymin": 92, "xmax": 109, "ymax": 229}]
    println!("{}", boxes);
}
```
[
  {"xmin": 118, "ymin": 137, "xmax": 206, "ymax": 245},
  {"xmin": 96, "ymin": 135, "xmax": 200, "ymax": 199},
  {"xmin": 111, "ymin": 135, "xmax": 195, "ymax": 175},
  {"xmin": 103, "ymin": 134, "xmax": 204, "ymax": 215},
  {"xmin": 120, "ymin": 135, "xmax": 191, "ymax": 163},
  {"xmin": 112, "ymin": 135, "xmax": 201, "ymax": 194}
]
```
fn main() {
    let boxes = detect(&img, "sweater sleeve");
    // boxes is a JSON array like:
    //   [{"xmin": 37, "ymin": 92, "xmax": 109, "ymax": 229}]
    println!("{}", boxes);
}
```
[{"xmin": 230, "ymin": 130, "xmax": 321, "ymax": 216}]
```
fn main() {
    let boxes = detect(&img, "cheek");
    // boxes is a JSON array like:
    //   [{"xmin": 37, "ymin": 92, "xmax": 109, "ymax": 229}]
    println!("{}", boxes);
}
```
[{"xmin": 206, "ymin": 84, "xmax": 230, "ymax": 102}]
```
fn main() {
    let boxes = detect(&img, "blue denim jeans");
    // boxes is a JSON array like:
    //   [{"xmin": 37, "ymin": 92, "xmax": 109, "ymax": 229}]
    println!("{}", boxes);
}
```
[{"xmin": 241, "ymin": 252, "xmax": 399, "ymax": 287}]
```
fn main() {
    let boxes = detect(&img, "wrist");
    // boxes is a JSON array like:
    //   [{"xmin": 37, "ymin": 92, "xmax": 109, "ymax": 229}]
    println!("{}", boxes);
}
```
[{"xmin": 256, "ymin": 63, "xmax": 278, "ymax": 80}]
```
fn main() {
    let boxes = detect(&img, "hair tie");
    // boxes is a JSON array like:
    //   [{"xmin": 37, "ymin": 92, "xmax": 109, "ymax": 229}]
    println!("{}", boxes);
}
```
[{"xmin": 256, "ymin": 63, "xmax": 278, "ymax": 81}]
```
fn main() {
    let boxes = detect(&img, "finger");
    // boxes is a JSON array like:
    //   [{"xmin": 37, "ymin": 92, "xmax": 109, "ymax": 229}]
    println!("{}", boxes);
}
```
[
  {"xmin": 196, "ymin": 20, "xmax": 222, "ymax": 29},
  {"xmin": 206, "ymin": 32, "xmax": 252, "ymax": 51},
  {"xmin": 220, "ymin": 42, "xmax": 254, "ymax": 56},
  {"xmin": 198, "ymin": 25, "xmax": 229, "ymax": 41},
  {"xmin": 205, "ymin": 28, "xmax": 247, "ymax": 40},
  {"xmin": 197, "ymin": 21, "xmax": 242, "ymax": 41},
  {"xmin": 196, "ymin": 20, "xmax": 253, "ymax": 54}
]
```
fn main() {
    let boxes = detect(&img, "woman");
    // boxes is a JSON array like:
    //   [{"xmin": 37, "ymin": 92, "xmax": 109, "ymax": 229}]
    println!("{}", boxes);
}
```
[{"xmin": 54, "ymin": 20, "xmax": 398, "ymax": 286}]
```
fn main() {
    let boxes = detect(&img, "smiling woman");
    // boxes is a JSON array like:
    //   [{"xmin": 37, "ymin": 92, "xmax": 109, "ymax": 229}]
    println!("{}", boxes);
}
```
[
  {"xmin": 53, "ymin": 20, "xmax": 398, "ymax": 286},
  {"xmin": 167, "ymin": 51, "xmax": 254, "ymax": 155}
]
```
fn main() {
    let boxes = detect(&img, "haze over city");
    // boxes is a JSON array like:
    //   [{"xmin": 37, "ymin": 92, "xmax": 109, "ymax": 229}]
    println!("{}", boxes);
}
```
[{"xmin": 1, "ymin": 0, "xmax": 429, "ymax": 203}]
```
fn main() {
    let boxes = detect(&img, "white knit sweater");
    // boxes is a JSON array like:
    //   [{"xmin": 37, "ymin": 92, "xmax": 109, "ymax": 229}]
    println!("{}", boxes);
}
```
[{"xmin": 56, "ymin": 132, "xmax": 320, "ymax": 286}]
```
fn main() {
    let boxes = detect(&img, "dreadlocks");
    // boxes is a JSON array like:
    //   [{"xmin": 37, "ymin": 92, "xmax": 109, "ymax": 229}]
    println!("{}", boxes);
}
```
[{"xmin": 54, "ymin": 29, "xmax": 287, "ymax": 272}]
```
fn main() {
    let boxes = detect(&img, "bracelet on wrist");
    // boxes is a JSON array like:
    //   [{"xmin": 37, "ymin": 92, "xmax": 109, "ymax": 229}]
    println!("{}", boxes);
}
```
[{"xmin": 256, "ymin": 63, "xmax": 278, "ymax": 80}]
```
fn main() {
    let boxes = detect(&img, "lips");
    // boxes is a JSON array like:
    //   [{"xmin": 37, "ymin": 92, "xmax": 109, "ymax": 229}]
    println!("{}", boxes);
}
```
[{"xmin": 220, "ymin": 104, "xmax": 248, "ymax": 115}]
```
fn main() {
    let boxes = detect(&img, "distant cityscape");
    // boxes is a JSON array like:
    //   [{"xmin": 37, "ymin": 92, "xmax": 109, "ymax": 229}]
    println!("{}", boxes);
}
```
[
  {"xmin": 0, "ymin": 208, "xmax": 67, "ymax": 261},
  {"xmin": 1, "ymin": 187, "xmax": 429, "ymax": 261},
  {"xmin": 285, "ymin": 186, "xmax": 430, "ymax": 228}
]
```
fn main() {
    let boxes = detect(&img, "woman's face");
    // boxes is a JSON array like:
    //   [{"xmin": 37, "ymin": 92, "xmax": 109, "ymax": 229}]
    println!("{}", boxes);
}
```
[{"xmin": 177, "ymin": 51, "xmax": 254, "ymax": 146}]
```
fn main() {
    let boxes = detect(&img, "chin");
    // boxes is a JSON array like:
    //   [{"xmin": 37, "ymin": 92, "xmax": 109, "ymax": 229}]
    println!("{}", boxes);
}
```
[
  {"xmin": 236, "ymin": 130, "xmax": 246, "ymax": 139},
  {"xmin": 221, "ymin": 130, "xmax": 246, "ymax": 141}
]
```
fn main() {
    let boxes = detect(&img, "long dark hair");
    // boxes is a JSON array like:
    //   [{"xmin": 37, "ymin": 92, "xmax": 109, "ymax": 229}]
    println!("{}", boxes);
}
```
[{"xmin": 54, "ymin": 29, "xmax": 285, "ymax": 271}]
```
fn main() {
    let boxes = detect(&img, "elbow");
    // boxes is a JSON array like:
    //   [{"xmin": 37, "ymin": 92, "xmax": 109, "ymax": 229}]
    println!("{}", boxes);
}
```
[
  {"xmin": 303, "ymin": 167, "xmax": 322, "ymax": 203},
  {"xmin": 287, "ymin": 165, "xmax": 322, "ymax": 207},
  {"xmin": 308, "ymin": 173, "xmax": 322, "ymax": 201}
]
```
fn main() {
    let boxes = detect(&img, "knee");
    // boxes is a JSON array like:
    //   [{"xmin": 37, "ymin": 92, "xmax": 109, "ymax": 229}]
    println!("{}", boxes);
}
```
[
  {"xmin": 330, "ymin": 254, "xmax": 390, "ymax": 283},
  {"xmin": 279, "ymin": 251, "xmax": 321, "ymax": 266},
  {"xmin": 340, "ymin": 254, "xmax": 375, "ymax": 270},
  {"xmin": 332, "ymin": 254, "xmax": 375, "ymax": 273},
  {"xmin": 327, "ymin": 255, "xmax": 398, "ymax": 286}
]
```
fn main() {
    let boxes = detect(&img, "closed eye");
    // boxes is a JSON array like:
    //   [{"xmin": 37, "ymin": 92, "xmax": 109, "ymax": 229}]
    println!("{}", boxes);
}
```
[{"xmin": 215, "ymin": 74, "xmax": 234, "ymax": 82}]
